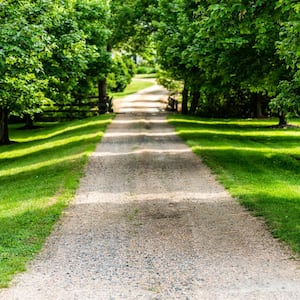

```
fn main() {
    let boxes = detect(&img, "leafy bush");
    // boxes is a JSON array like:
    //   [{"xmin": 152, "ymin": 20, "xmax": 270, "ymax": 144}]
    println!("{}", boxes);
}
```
[
  {"xmin": 156, "ymin": 70, "xmax": 182, "ymax": 95},
  {"xmin": 136, "ymin": 65, "xmax": 157, "ymax": 74},
  {"xmin": 107, "ymin": 54, "xmax": 136, "ymax": 92}
]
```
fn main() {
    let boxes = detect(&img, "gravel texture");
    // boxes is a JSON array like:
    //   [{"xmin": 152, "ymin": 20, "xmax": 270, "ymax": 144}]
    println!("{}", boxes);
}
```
[{"xmin": 1, "ymin": 84, "xmax": 300, "ymax": 299}]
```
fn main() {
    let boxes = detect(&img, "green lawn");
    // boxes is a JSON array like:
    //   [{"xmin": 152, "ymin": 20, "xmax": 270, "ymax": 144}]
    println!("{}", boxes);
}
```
[
  {"xmin": 169, "ymin": 115, "xmax": 300, "ymax": 256},
  {"xmin": 0, "ymin": 115, "xmax": 113, "ymax": 287},
  {"xmin": 134, "ymin": 73, "xmax": 156, "ymax": 79},
  {"xmin": 112, "ymin": 77, "xmax": 155, "ymax": 99}
]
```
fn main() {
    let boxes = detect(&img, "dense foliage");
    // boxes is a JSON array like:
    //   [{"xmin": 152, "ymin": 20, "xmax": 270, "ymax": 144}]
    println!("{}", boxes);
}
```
[
  {"xmin": 0, "ymin": 0, "xmax": 154, "ymax": 144},
  {"xmin": 155, "ymin": 0, "xmax": 300, "ymax": 124},
  {"xmin": 107, "ymin": 54, "xmax": 136, "ymax": 92},
  {"xmin": 1, "ymin": 0, "xmax": 300, "ymax": 143}
]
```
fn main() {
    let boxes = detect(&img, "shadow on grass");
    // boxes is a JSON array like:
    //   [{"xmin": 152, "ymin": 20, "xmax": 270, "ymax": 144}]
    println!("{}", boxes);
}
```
[
  {"xmin": 169, "ymin": 117, "xmax": 277, "ymax": 129},
  {"xmin": 0, "ymin": 119, "xmax": 112, "ymax": 205},
  {"xmin": 179, "ymin": 131, "xmax": 300, "ymax": 147},
  {"xmin": 194, "ymin": 148, "xmax": 300, "ymax": 183},
  {"xmin": 170, "ymin": 116, "xmax": 300, "ymax": 255},
  {"xmin": 191, "ymin": 149, "xmax": 300, "ymax": 254},
  {"xmin": 6, "ymin": 115, "xmax": 112, "ymax": 144},
  {"xmin": 0, "ymin": 155, "xmax": 85, "ymax": 205},
  {"xmin": 169, "ymin": 117, "xmax": 300, "ymax": 131},
  {"xmin": 170, "ymin": 116, "xmax": 300, "ymax": 152},
  {"xmin": 0, "ymin": 116, "xmax": 113, "ymax": 287},
  {"xmin": 0, "ymin": 133, "xmax": 102, "ymax": 169},
  {"xmin": 0, "ymin": 117, "xmax": 112, "ymax": 161}
]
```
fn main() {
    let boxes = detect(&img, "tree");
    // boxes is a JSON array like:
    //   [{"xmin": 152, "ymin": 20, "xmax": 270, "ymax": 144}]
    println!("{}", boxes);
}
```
[
  {"xmin": 0, "ymin": 0, "xmax": 112, "ymax": 143},
  {"xmin": 0, "ymin": 1, "xmax": 49, "ymax": 144},
  {"xmin": 0, "ymin": 0, "xmax": 159, "ymax": 144},
  {"xmin": 184, "ymin": 1, "xmax": 283, "ymax": 116},
  {"xmin": 72, "ymin": 0, "xmax": 111, "ymax": 105},
  {"xmin": 41, "ymin": 1, "xmax": 97, "ymax": 106},
  {"xmin": 107, "ymin": 54, "xmax": 136, "ymax": 93},
  {"xmin": 96, "ymin": 0, "xmax": 157, "ymax": 107},
  {"xmin": 155, "ymin": 0, "xmax": 195, "ymax": 114},
  {"xmin": 270, "ymin": 0, "xmax": 300, "ymax": 125},
  {"xmin": 155, "ymin": 0, "xmax": 289, "ymax": 121}
]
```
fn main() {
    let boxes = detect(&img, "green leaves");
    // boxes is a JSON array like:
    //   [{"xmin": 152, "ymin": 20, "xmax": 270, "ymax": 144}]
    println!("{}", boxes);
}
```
[
  {"xmin": 270, "ymin": 1, "xmax": 300, "ymax": 122},
  {"xmin": 0, "ymin": 0, "xmax": 112, "ymax": 111},
  {"xmin": 0, "ymin": 1, "xmax": 49, "ymax": 116},
  {"xmin": 0, "ymin": 0, "xmax": 158, "ymax": 143},
  {"xmin": 155, "ymin": 0, "xmax": 300, "ymax": 122}
]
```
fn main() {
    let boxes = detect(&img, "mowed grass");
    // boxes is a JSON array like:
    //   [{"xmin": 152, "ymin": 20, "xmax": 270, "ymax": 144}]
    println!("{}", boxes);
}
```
[
  {"xmin": 0, "ymin": 115, "xmax": 113, "ymax": 287},
  {"xmin": 112, "ymin": 77, "xmax": 155, "ymax": 99},
  {"xmin": 134, "ymin": 73, "xmax": 156, "ymax": 79},
  {"xmin": 169, "ymin": 115, "xmax": 300, "ymax": 255}
]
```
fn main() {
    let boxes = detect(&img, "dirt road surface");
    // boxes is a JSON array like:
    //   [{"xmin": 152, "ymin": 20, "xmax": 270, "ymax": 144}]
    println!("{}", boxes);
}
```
[{"xmin": 1, "ymin": 83, "xmax": 300, "ymax": 299}]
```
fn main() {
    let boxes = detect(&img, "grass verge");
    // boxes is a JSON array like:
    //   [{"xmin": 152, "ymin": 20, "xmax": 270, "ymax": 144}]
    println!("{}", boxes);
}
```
[
  {"xmin": 168, "ymin": 115, "xmax": 300, "ymax": 256},
  {"xmin": 112, "ymin": 77, "xmax": 155, "ymax": 99},
  {"xmin": 0, "ymin": 115, "xmax": 113, "ymax": 287}
]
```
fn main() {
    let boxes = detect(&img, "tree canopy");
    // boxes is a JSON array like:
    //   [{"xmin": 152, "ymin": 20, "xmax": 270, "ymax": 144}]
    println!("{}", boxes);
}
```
[
  {"xmin": 154, "ymin": 0, "xmax": 300, "ymax": 124},
  {"xmin": 0, "ymin": 0, "xmax": 155, "ymax": 144},
  {"xmin": 1, "ymin": 0, "xmax": 300, "ymax": 144}
]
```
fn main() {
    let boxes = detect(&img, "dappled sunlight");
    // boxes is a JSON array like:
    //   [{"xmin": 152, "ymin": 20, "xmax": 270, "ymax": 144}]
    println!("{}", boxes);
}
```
[
  {"xmin": 114, "ymin": 83, "xmax": 168, "ymax": 114},
  {"xmin": 178, "ymin": 128, "xmax": 300, "ymax": 138},
  {"xmin": 136, "ymin": 85, "xmax": 168, "ymax": 95},
  {"xmin": 0, "ymin": 116, "xmax": 113, "ymax": 287},
  {"xmin": 113, "ymin": 118, "xmax": 168, "ymax": 124},
  {"xmin": 192, "ymin": 145, "xmax": 300, "ymax": 155},
  {"xmin": 117, "ymin": 107, "xmax": 164, "ymax": 113},
  {"xmin": 1, "ymin": 131, "xmax": 104, "ymax": 160},
  {"xmin": 0, "ymin": 152, "xmax": 83, "ymax": 177},
  {"xmin": 105, "ymin": 132, "xmax": 176, "ymax": 138},
  {"xmin": 0, "ymin": 194, "xmax": 51, "ymax": 218},
  {"xmin": 91, "ymin": 148, "xmax": 191, "ymax": 157},
  {"xmin": 170, "ymin": 115, "xmax": 300, "ymax": 254},
  {"xmin": 176, "ymin": 120, "xmax": 300, "ymax": 157},
  {"xmin": 5, "ymin": 118, "xmax": 112, "ymax": 154},
  {"xmin": 75, "ymin": 191, "xmax": 231, "ymax": 205},
  {"xmin": 168, "ymin": 117, "xmax": 279, "ymax": 127},
  {"xmin": 11, "ymin": 117, "xmax": 112, "ymax": 143},
  {"xmin": 0, "ymin": 115, "xmax": 112, "ymax": 234}
]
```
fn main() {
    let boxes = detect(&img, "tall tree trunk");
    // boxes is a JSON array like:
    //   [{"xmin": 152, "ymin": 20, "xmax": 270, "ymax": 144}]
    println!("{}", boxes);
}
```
[
  {"xmin": 24, "ymin": 114, "xmax": 34, "ymax": 129},
  {"xmin": 97, "ymin": 44, "xmax": 112, "ymax": 115},
  {"xmin": 181, "ymin": 81, "xmax": 189, "ymax": 115},
  {"xmin": 98, "ymin": 79, "xmax": 107, "ymax": 114},
  {"xmin": 0, "ymin": 108, "xmax": 10, "ymax": 145},
  {"xmin": 255, "ymin": 94, "xmax": 264, "ymax": 118},
  {"xmin": 189, "ymin": 90, "xmax": 200, "ymax": 115},
  {"xmin": 278, "ymin": 110, "xmax": 287, "ymax": 126}
]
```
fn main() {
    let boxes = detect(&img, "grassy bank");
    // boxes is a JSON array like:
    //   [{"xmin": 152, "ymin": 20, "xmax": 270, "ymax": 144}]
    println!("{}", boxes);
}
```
[
  {"xmin": 112, "ymin": 77, "xmax": 155, "ymax": 99},
  {"xmin": 169, "ymin": 115, "xmax": 300, "ymax": 255},
  {"xmin": 0, "ymin": 115, "xmax": 113, "ymax": 287}
]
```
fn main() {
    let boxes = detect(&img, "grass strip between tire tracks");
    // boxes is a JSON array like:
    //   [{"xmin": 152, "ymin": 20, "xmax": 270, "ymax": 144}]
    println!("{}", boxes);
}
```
[
  {"xmin": 169, "ymin": 115, "xmax": 300, "ymax": 256},
  {"xmin": 0, "ymin": 115, "xmax": 113, "ymax": 288}
]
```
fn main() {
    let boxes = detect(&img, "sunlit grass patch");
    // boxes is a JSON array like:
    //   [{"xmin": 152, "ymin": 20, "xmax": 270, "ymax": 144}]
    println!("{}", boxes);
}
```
[
  {"xmin": 0, "ymin": 115, "xmax": 113, "ymax": 287},
  {"xmin": 112, "ymin": 77, "xmax": 155, "ymax": 99},
  {"xmin": 169, "ymin": 115, "xmax": 300, "ymax": 255},
  {"xmin": 134, "ymin": 73, "xmax": 156, "ymax": 79}
]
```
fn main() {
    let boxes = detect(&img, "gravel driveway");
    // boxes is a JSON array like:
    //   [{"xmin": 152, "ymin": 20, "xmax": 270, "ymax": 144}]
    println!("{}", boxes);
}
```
[{"xmin": 1, "ymin": 84, "xmax": 300, "ymax": 299}]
